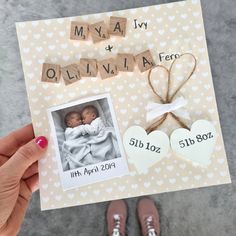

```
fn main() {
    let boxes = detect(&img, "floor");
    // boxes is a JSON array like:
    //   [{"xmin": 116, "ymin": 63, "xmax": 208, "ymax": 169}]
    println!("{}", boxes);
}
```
[{"xmin": 0, "ymin": 0, "xmax": 236, "ymax": 235}]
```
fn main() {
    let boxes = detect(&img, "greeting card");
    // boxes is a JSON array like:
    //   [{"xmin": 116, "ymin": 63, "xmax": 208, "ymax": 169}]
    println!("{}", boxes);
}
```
[{"xmin": 16, "ymin": 0, "xmax": 231, "ymax": 210}]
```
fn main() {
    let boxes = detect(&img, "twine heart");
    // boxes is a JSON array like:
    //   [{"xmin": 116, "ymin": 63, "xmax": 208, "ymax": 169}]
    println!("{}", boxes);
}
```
[{"xmin": 146, "ymin": 53, "xmax": 197, "ymax": 133}]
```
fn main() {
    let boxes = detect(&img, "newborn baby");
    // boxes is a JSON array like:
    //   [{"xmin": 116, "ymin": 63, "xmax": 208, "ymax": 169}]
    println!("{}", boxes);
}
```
[
  {"xmin": 64, "ymin": 111, "xmax": 83, "ymax": 140},
  {"xmin": 81, "ymin": 105, "xmax": 105, "ymax": 135},
  {"xmin": 64, "ymin": 105, "xmax": 105, "ymax": 139},
  {"xmin": 62, "ymin": 105, "xmax": 119, "ymax": 169}
]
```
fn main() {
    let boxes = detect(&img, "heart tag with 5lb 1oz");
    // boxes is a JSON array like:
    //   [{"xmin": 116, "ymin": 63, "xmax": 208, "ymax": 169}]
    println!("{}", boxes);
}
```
[
  {"xmin": 170, "ymin": 120, "xmax": 217, "ymax": 167},
  {"xmin": 123, "ymin": 126, "xmax": 170, "ymax": 174}
]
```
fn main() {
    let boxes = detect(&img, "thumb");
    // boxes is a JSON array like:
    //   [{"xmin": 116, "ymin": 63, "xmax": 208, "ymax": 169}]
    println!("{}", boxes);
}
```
[{"xmin": 2, "ymin": 136, "xmax": 48, "ymax": 179}]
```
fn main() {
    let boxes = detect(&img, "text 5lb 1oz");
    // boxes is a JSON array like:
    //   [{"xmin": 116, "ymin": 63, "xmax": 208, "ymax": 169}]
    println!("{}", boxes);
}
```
[
  {"xmin": 129, "ymin": 138, "xmax": 161, "ymax": 153},
  {"xmin": 179, "ymin": 132, "xmax": 214, "ymax": 148}
]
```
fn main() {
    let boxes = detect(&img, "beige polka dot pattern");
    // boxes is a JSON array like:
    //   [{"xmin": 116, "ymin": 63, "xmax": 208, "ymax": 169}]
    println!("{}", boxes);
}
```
[{"xmin": 16, "ymin": 0, "xmax": 231, "ymax": 210}]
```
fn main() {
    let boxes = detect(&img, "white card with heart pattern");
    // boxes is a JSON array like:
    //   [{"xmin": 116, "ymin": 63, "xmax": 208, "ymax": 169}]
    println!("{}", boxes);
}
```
[{"xmin": 16, "ymin": 0, "xmax": 231, "ymax": 211}]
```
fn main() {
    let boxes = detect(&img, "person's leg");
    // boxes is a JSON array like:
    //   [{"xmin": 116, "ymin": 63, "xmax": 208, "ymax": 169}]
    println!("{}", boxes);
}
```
[
  {"xmin": 137, "ymin": 198, "xmax": 160, "ymax": 236},
  {"xmin": 106, "ymin": 200, "xmax": 127, "ymax": 236}
]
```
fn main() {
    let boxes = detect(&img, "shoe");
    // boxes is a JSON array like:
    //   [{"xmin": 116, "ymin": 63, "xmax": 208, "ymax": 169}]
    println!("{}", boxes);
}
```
[
  {"xmin": 137, "ymin": 197, "xmax": 160, "ymax": 236},
  {"xmin": 106, "ymin": 200, "xmax": 127, "ymax": 236}
]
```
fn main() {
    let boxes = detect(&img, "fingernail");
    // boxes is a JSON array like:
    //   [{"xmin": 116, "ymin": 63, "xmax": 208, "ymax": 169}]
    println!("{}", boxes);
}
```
[{"xmin": 35, "ymin": 136, "xmax": 48, "ymax": 149}]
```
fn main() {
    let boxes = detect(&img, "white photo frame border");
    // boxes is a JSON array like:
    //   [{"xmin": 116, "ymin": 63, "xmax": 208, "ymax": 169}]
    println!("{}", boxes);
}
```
[{"xmin": 47, "ymin": 93, "xmax": 129, "ymax": 190}]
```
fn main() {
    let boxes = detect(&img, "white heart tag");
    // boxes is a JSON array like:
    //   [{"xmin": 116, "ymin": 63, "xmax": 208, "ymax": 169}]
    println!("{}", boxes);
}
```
[
  {"xmin": 123, "ymin": 126, "xmax": 170, "ymax": 174},
  {"xmin": 170, "ymin": 120, "xmax": 216, "ymax": 166}
]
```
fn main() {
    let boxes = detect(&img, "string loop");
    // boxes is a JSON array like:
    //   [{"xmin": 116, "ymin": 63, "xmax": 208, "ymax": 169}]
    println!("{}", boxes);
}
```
[{"xmin": 146, "ymin": 53, "xmax": 197, "ymax": 133}]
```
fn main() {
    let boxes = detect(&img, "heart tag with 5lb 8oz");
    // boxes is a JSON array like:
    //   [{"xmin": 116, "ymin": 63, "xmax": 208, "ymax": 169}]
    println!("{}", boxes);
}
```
[
  {"xmin": 123, "ymin": 126, "xmax": 170, "ymax": 174},
  {"xmin": 170, "ymin": 120, "xmax": 217, "ymax": 167}
]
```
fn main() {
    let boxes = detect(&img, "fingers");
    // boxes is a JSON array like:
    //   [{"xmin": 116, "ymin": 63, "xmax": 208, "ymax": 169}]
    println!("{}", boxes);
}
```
[
  {"xmin": 25, "ymin": 173, "xmax": 39, "ymax": 192},
  {"xmin": 1, "ymin": 136, "xmax": 48, "ymax": 179},
  {"xmin": 6, "ymin": 180, "xmax": 33, "ymax": 236},
  {"xmin": 0, "ymin": 176, "xmax": 39, "ymax": 235},
  {"xmin": 0, "ymin": 124, "xmax": 34, "ymax": 157},
  {"xmin": 1, "ymin": 156, "xmax": 38, "ymax": 179},
  {"xmin": 22, "ymin": 162, "xmax": 38, "ymax": 179},
  {"xmin": 0, "ymin": 154, "xmax": 8, "ymax": 167}
]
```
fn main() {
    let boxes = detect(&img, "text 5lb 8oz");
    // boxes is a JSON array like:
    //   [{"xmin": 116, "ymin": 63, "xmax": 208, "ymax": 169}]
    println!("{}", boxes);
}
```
[{"xmin": 179, "ymin": 132, "xmax": 214, "ymax": 148}]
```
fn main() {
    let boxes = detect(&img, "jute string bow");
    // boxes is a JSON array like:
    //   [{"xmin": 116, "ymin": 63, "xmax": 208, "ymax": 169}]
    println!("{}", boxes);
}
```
[{"xmin": 146, "ymin": 53, "xmax": 197, "ymax": 134}]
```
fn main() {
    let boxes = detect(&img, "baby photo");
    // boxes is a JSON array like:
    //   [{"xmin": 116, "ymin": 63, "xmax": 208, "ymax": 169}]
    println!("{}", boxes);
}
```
[{"xmin": 48, "ymin": 93, "xmax": 129, "ymax": 190}]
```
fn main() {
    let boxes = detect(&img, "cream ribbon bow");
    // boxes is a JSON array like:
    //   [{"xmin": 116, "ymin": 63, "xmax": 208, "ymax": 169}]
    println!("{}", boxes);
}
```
[{"xmin": 146, "ymin": 96, "xmax": 190, "ymax": 123}]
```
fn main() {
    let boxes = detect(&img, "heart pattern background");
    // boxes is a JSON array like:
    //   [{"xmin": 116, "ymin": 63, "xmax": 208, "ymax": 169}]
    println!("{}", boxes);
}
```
[{"xmin": 16, "ymin": 0, "xmax": 231, "ymax": 210}]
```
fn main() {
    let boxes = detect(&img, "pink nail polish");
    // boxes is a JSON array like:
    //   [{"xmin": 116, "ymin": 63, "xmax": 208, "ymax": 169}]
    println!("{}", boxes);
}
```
[{"xmin": 35, "ymin": 136, "xmax": 48, "ymax": 149}]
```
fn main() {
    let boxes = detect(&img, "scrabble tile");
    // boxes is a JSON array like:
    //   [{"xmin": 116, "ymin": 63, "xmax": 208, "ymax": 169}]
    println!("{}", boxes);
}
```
[
  {"xmin": 116, "ymin": 53, "xmax": 135, "ymax": 72},
  {"xmin": 135, "ymin": 50, "xmax": 156, "ymax": 72},
  {"xmin": 70, "ymin": 21, "xmax": 89, "ymax": 40},
  {"xmin": 61, "ymin": 64, "xmax": 81, "ymax": 85},
  {"xmin": 109, "ymin": 16, "xmax": 127, "ymax": 37},
  {"xmin": 79, "ymin": 58, "xmax": 98, "ymax": 77},
  {"xmin": 89, "ymin": 21, "xmax": 110, "ymax": 43},
  {"xmin": 97, "ymin": 58, "xmax": 118, "ymax": 79},
  {"xmin": 41, "ymin": 63, "xmax": 61, "ymax": 83}
]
